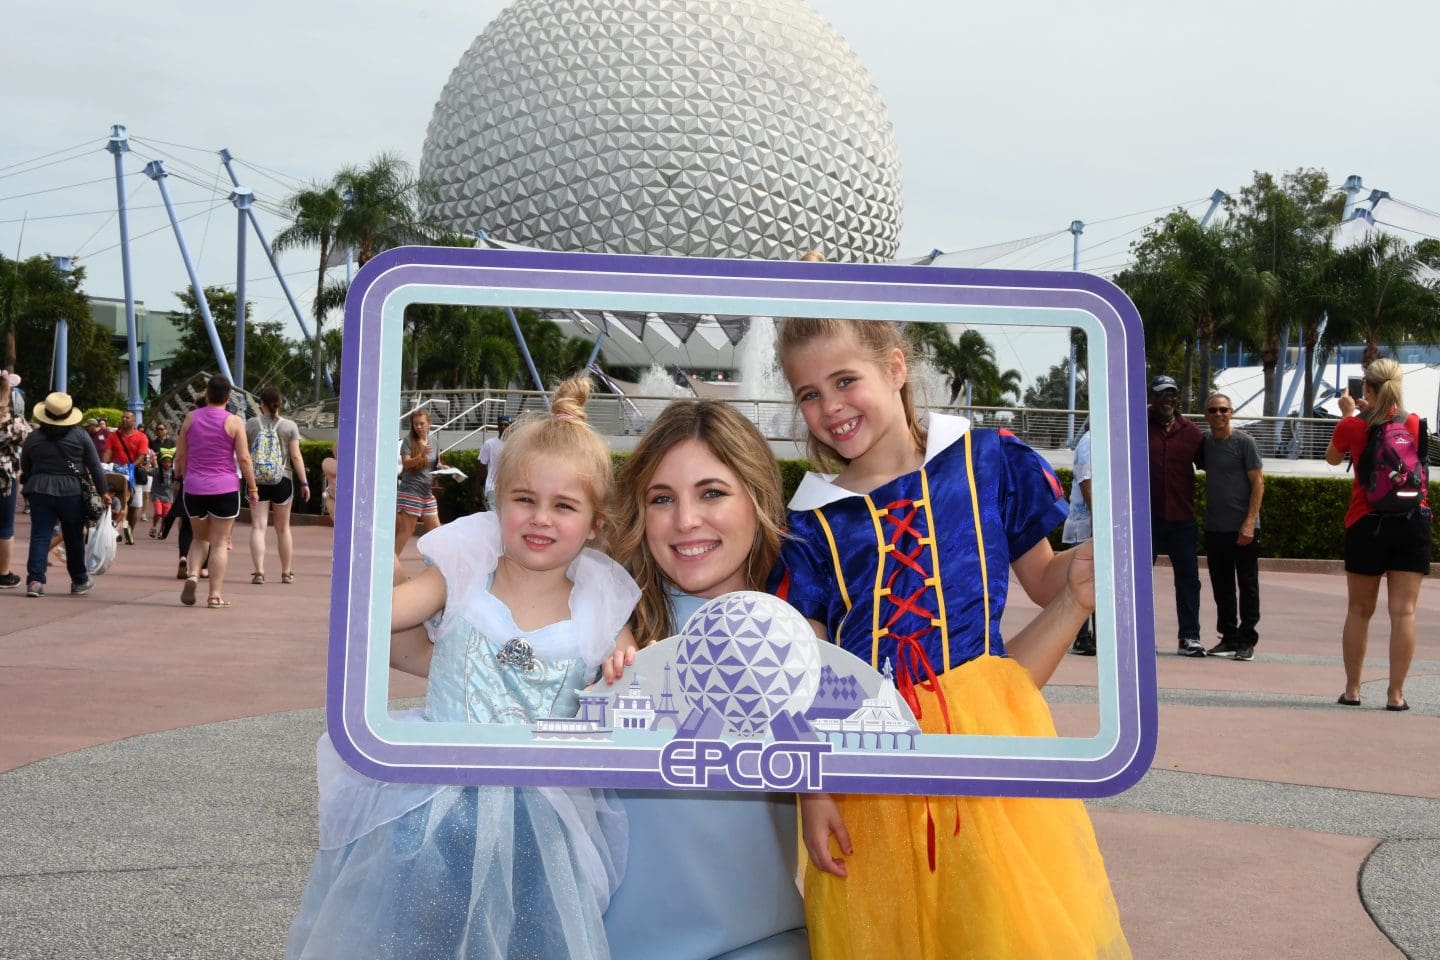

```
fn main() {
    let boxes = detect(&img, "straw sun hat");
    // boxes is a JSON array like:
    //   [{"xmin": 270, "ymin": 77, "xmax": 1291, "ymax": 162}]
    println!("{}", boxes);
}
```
[{"xmin": 32, "ymin": 391, "xmax": 84, "ymax": 427}]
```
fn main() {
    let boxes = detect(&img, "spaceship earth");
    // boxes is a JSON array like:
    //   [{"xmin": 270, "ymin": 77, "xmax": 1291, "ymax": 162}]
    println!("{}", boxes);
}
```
[
  {"xmin": 419, "ymin": 0, "xmax": 902, "ymax": 261},
  {"xmin": 673, "ymin": 592, "xmax": 821, "ymax": 738}
]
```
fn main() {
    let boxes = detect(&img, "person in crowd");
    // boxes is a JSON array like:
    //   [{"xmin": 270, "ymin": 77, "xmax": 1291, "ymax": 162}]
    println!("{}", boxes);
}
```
[
  {"xmin": 1064, "ymin": 425, "xmax": 1096, "ymax": 655},
  {"xmin": 606, "ymin": 398, "xmax": 810, "ymax": 959},
  {"xmin": 148, "ymin": 451, "xmax": 175, "ymax": 539},
  {"xmin": 478, "ymin": 414, "xmax": 511, "ymax": 511},
  {"xmin": 395, "ymin": 408, "xmax": 442, "ymax": 554},
  {"xmin": 288, "ymin": 378, "xmax": 637, "ymax": 959},
  {"xmin": 245, "ymin": 386, "xmax": 310, "ymax": 584},
  {"xmin": 0, "ymin": 369, "xmax": 32, "ymax": 589},
  {"xmin": 1201, "ymin": 393, "xmax": 1264, "ymax": 660},
  {"xmin": 772, "ymin": 317, "xmax": 1127, "ymax": 959},
  {"xmin": 18, "ymin": 392, "xmax": 110, "ymax": 597},
  {"xmin": 173, "ymin": 377, "xmax": 258, "ymax": 608},
  {"xmin": 146, "ymin": 419, "xmax": 170, "ymax": 451},
  {"xmin": 102, "ymin": 410, "xmax": 150, "ymax": 545},
  {"xmin": 1324, "ymin": 358, "xmax": 1429, "ymax": 711},
  {"xmin": 1147, "ymin": 374, "xmax": 1207, "ymax": 657},
  {"xmin": 89, "ymin": 416, "xmax": 111, "ymax": 457}
]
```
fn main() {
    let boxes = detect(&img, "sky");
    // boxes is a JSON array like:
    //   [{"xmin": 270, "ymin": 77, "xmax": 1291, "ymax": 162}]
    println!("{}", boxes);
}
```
[{"xmin": 3, "ymin": 0, "xmax": 1438, "ymax": 388}]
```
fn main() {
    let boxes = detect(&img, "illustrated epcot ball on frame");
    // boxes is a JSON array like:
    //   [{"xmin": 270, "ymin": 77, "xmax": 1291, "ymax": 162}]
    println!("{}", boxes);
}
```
[
  {"xmin": 673, "ymin": 591, "xmax": 821, "ymax": 738},
  {"xmin": 420, "ymin": 0, "xmax": 902, "ymax": 262}
]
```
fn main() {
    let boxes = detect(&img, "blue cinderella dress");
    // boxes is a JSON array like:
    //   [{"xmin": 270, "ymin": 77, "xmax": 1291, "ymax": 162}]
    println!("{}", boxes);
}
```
[
  {"xmin": 602, "ymin": 590, "xmax": 810, "ymax": 960},
  {"xmin": 287, "ymin": 512, "xmax": 640, "ymax": 960}
]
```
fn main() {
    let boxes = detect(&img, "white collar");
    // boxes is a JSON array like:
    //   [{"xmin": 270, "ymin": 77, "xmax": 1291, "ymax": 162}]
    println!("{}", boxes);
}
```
[{"xmin": 787, "ymin": 413, "xmax": 971, "ymax": 510}]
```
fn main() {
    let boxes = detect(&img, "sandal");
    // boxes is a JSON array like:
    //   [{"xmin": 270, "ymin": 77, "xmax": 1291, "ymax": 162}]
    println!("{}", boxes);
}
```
[
  {"xmin": 1386, "ymin": 700, "xmax": 1410, "ymax": 712},
  {"xmin": 181, "ymin": 576, "xmax": 199, "ymax": 606},
  {"xmin": 251, "ymin": 572, "xmax": 265, "ymax": 585},
  {"xmin": 281, "ymin": 571, "xmax": 295, "ymax": 584},
  {"xmin": 1336, "ymin": 694, "xmax": 1361, "ymax": 706},
  {"xmin": 207, "ymin": 596, "xmax": 231, "ymax": 608}
]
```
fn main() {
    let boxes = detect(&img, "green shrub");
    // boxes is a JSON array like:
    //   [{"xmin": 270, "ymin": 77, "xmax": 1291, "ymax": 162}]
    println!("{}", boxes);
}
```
[
  {"xmin": 83, "ymin": 406, "xmax": 125, "ymax": 426},
  {"xmin": 1052, "ymin": 467, "xmax": 1440, "ymax": 561}
]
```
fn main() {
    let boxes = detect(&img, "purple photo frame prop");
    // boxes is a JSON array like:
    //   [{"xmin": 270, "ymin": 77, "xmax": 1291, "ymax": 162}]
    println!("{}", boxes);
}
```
[{"xmin": 327, "ymin": 246, "xmax": 1157, "ymax": 797}]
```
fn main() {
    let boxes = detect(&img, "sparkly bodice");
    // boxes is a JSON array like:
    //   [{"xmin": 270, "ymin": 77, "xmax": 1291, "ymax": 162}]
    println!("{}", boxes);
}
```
[
  {"xmin": 425, "ymin": 610, "xmax": 593, "ymax": 725},
  {"xmin": 414, "ymin": 511, "xmax": 641, "ymax": 727}
]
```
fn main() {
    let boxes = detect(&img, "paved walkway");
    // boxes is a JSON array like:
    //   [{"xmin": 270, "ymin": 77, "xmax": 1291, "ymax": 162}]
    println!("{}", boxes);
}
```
[{"xmin": 2, "ymin": 514, "xmax": 1437, "ymax": 959}]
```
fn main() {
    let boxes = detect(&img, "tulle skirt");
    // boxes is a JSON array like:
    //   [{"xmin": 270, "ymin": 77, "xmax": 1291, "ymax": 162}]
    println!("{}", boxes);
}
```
[
  {"xmin": 803, "ymin": 655, "xmax": 1131, "ymax": 960},
  {"xmin": 287, "ymin": 736, "xmax": 627, "ymax": 960}
]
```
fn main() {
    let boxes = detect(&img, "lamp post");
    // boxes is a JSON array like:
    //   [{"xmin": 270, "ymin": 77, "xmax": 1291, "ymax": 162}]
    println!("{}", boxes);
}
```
[{"xmin": 51, "ymin": 256, "xmax": 75, "ymax": 393}]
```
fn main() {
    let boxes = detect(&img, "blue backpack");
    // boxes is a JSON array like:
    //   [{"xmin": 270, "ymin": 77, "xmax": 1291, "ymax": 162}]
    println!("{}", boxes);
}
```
[{"xmin": 1359, "ymin": 415, "xmax": 1428, "ymax": 515}]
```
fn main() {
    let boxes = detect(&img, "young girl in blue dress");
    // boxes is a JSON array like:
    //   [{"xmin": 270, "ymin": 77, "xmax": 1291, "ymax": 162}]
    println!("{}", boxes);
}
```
[
  {"xmin": 773, "ymin": 318, "xmax": 1130, "ymax": 960},
  {"xmin": 287, "ymin": 378, "xmax": 639, "ymax": 960}
]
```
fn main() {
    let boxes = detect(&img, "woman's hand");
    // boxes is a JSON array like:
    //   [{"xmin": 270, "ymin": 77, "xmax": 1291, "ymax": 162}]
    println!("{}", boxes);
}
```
[
  {"xmin": 799, "ymin": 792, "xmax": 852, "ymax": 877},
  {"xmin": 1338, "ymin": 390, "xmax": 1356, "ymax": 417}
]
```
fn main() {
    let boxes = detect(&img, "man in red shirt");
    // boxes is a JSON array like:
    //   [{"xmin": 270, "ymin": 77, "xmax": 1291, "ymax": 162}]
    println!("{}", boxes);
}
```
[
  {"xmin": 1147, "ymin": 375, "xmax": 1207, "ymax": 657},
  {"xmin": 103, "ymin": 411, "xmax": 150, "ymax": 544}
]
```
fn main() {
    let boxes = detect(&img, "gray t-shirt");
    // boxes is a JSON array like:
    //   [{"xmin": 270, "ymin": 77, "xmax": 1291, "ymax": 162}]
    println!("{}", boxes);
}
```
[
  {"xmin": 1203, "ymin": 431, "xmax": 1262, "ymax": 531},
  {"xmin": 244, "ymin": 415, "xmax": 302, "ymax": 481},
  {"xmin": 398, "ymin": 435, "xmax": 438, "ymax": 498}
]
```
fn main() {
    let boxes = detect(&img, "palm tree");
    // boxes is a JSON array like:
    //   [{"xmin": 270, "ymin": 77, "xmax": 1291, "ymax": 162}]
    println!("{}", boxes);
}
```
[
  {"xmin": 273, "ymin": 183, "xmax": 343, "ymax": 402},
  {"xmin": 334, "ymin": 154, "xmax": 440, "ymax": 267},
  {"xmin": 908, "ymin": 324, "xmax": 1006, "ymax": 405},
  {"xmin": 1120, "ymin": 212, "xmax": 1269, "ymax": 411},
  {"xmin": 1325, "ymin": 232, "xmax": 1440, "ymax": 365}
]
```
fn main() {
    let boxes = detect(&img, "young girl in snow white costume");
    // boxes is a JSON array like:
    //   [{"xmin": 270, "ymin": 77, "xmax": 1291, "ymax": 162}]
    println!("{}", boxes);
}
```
[{"xmin": 772, "ymin": 318, "xmax": 1131, "ymax": 960}]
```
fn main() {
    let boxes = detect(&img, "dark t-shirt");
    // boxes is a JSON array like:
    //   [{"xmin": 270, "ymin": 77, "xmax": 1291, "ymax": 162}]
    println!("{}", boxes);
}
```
[{"xmin": 1203, "ymin": 431, "xmax": 1262, "ymax": 531}]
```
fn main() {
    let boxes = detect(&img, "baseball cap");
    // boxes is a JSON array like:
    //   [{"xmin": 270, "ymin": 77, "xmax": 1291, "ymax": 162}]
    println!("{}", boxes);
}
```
[
  {"xmin": 1149, "ymin": 375, "xmax": 1179, "ymax": 394},
  {"xmin": 497, "ymin": 415, "xmax": 512, "ymax": 424},
  {"xmin": 83, "ymin": 417, "xmax": 99, "ymax": 427}
]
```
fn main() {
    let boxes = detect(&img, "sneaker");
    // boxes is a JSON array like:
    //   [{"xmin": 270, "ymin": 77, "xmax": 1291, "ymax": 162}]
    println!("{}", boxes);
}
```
[
  {"xmin": 26, "ymin": 581, "xmax": 44, "ymax": 597},
  {"xmin": 0, "ymin": 572, "xmax": 20, "ymax": 589},
  {"xmin": 71, "ymin": 579, "xmax": 93, "ymax": 596},
  {"xmin": 1178, "ymin": 638, "xmax": 1207, "ymax": 658},
  {"xmin": 1070, "ymin": 636, "xmax": 1097, "ymax": 656},
  {"xmin": 122, "ymin": 526, "xmax": 134, "ymax": 545},
  {"xmin": 1233, "ymin": 644, "xmax": 1255, "ymax": 661},
  {"xmin": 176, "ymin": 560, "xmax": 189, "ymax": 581},
  {"xmin": 1207, "ymin": 638, "xmax": 1241, "ymax": 657}
]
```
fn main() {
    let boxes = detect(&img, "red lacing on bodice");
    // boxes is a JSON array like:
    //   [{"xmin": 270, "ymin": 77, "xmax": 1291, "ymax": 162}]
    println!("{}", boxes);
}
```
[{"xmin": 878, "ymin": 497, "xmax": 962, "ymax": 867}]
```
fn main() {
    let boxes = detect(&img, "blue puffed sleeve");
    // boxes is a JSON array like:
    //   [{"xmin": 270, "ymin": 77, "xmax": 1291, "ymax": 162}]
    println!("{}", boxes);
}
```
[
  {"xmin": 770, "ymin": 510, "xmax": 834, "ymax": 627},
  {"xmin": 994, "ymin": 429, "xmax": 1070, "ymax": 560}
]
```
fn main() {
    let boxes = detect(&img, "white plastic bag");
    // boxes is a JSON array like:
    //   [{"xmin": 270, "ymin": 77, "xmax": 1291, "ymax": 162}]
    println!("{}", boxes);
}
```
[{"xmin": 86, "ymin": 513, "xmax": 118, "ymax": 576}]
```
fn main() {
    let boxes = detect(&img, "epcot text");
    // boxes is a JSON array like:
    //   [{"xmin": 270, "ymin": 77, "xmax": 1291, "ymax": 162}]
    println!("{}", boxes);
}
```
[{"xmin": 658, "ymin": 739, "xmax": 833, "ymax": 790}]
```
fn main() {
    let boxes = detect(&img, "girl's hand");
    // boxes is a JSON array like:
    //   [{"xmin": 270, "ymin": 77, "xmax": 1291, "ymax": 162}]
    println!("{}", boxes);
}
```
[
  {"xmin": 601, "ymin": 627, "xmax": 638, "ymax": 685},
  {"xmin": 1064, "ymin": 540, "xmax": 1096, "ymax": 615},
  {"xmin": 1338, "ymin": 390, "xmax": 1356, "ymax": 417},
  {"xmin": 799, "ymin": 792, "xmax": 852, "ymax": 877}
]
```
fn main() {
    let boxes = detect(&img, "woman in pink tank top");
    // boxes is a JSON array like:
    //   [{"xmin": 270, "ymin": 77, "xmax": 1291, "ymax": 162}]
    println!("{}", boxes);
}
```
[{"xmin": 174, "ymin": 377, "xmax": 259, "ymax": 609}]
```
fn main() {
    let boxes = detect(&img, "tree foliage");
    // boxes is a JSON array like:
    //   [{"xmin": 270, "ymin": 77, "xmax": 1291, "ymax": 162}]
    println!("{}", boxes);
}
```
[
  {"xmin": 0, "ymin": 254, "xmax": 118, "ymax": 409},
  {"xmin": 907, "ymin": 324, "xmax": 1022, "ymax": 406},
  {"xmin": 164, "ymin": 286, "xmax": 313, "ymax": 400}
]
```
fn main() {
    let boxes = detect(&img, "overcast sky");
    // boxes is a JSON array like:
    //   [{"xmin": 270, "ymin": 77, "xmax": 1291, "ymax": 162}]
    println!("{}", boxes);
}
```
[{"xmin": 3, "ymin": 0, "xmax": 1437, "ymax": 386}]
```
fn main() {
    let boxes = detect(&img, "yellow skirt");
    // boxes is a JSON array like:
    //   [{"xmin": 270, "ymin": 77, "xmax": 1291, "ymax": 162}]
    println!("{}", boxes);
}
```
[{"xmin": 804, "ymin": 655, "xmax": 1131, "ymax": 960}]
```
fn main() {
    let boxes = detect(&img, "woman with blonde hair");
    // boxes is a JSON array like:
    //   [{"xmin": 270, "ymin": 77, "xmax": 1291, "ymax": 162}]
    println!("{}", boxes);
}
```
[{"xmin": 1325, "ymin": 357, "xmax": 1430, "ymax": 711}]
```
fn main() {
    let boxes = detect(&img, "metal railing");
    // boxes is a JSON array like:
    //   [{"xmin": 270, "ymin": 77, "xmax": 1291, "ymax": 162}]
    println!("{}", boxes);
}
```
[{"xmin": 284, "ymin": 388, "xmax": 1440, "ymax": 464}]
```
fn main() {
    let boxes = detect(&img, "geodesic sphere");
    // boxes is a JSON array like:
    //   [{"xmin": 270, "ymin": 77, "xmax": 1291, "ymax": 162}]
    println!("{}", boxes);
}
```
[
  {"xmin": 673, "ymin": 591, "xmax": 821, "ymax": 738},
  {"xmin": 420, "ymin": 0, "xmax": 902, "ymax": 262}
]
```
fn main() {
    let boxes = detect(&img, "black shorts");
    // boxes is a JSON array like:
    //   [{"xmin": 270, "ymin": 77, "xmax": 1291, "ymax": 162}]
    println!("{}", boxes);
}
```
[
  {"xmin": 256, "ymin": 477, "xmax": 294, "ymax": 505},
  {"xmin": 1344, "ymin": 512, "xmax": 1433, "ymax": 576},
  {"xmin": 182, "ymin": 490, "xmax": 241, "ymax": 520}
]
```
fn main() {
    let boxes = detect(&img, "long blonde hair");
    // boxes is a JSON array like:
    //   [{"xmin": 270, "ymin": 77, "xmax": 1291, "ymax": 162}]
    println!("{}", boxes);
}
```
[
  {"xmin": 1362, "ymin": 357, "xmax": 1406, "ymax": 427},
  {"xmin": 775, "ymin": 317, "xmax": 927, "ymax": 471},
  {"xmin": 493, "ymin": 377, "xmax": 615, "ymax": 539},
  {"xmin": 613, "ymin": 400, "xmax": 785, "ymax": 648}
]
